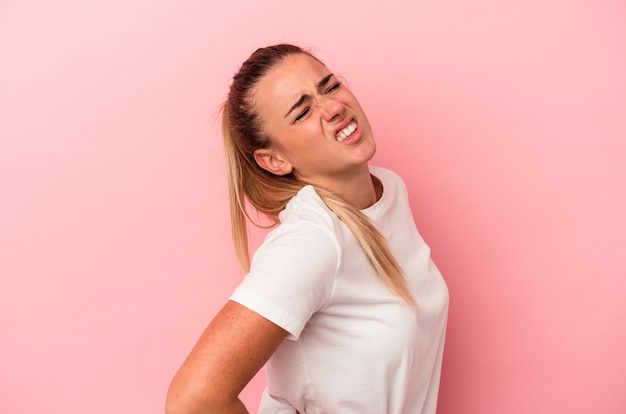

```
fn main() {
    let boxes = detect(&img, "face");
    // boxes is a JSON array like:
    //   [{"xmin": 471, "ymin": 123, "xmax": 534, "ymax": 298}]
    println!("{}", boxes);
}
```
[{"xmin": 252, "ymin": 53, "xmax": 376, "ymax": 187}]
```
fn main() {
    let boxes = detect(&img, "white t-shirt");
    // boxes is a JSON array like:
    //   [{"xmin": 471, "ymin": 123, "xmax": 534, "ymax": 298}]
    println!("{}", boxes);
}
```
[{"xmin": 230, "ymin": 166, "xmax": 449, "ymax": 414}]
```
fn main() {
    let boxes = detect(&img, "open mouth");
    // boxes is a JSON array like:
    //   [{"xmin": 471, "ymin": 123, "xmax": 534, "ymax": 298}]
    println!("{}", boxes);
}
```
[{"xmin": 336, "ymin": 121, "xmax": 357, "ymax": 142}]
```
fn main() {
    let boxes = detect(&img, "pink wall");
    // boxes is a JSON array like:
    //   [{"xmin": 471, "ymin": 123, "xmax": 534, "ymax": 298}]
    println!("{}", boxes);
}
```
[{"xmin": 1, "ymin": 0, "xmax": 625, "ymax": 412}]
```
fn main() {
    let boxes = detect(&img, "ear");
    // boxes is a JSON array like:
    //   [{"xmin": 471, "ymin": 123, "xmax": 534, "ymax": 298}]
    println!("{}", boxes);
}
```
[{"xmin": 253, "ymin": 148, "xmax": 293, "ymax": 176}]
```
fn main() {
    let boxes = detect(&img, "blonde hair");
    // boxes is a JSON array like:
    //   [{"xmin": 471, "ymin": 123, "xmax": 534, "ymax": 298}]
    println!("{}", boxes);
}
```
[{"xmin": 222, "ymin": 44, "xmax": 414, "ymax": 306}]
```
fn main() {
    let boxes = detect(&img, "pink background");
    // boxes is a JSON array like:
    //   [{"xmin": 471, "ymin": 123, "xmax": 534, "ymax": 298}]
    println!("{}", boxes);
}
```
[{"xmin": 1, "ymin": 0, "xmax": 625, "ymax": 413}]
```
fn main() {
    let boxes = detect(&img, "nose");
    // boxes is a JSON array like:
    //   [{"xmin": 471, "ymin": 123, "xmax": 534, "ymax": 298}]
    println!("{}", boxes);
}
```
[{"xmin": 317, "ymin": 95, "xmax": 344, "ymax": 122}]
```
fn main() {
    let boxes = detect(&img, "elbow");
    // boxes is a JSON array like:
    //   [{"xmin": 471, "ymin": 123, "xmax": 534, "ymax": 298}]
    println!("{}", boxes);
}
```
[
  {"xmin": 164, "ymin": 388, "xmax": 190, "ymax": 414},
  {"xmin": 165, "ymin": 379, "xmax": 239, "ymax": 414},
  {"xmin": 165, "ymin": 382, "xmax": 210, "ymax": 414},
  {"xmin": 165, "ymin": 395, "xmax": 184, "ymax": 414}
]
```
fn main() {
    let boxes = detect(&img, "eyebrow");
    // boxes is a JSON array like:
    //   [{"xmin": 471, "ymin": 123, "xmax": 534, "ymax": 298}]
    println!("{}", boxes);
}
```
[{"xmin": 284, "ymin": 73, "xmax": 334, "ymax": 118}]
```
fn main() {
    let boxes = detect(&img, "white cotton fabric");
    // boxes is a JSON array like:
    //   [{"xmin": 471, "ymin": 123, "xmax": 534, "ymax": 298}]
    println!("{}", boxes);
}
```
[{"xmin": 230, "ymin": 166, "xmax": 449, "ymax": 414}]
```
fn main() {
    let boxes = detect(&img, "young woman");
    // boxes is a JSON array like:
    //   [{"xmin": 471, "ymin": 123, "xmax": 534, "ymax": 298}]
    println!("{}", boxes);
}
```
[{"xmin": 166, "ymin": 44, "xmax": 449, "ymax": 414}]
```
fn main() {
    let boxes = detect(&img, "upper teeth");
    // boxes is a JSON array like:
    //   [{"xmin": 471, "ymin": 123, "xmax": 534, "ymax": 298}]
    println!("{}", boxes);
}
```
[{"xmin": 336, "ymin": 121, "xmax": 357, "ymax": 141}]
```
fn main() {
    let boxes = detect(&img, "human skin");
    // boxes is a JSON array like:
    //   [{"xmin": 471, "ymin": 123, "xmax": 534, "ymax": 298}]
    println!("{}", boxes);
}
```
[{"xmin": 166, "ymin": 301, "xmax": 288, "ymax": 414}]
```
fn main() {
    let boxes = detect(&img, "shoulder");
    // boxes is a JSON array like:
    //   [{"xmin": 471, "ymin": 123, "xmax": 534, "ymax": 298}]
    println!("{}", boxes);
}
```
[
  {"xmin": 253, "ymin": 185, "xmax": 342, "ymax": 281},
  {"xmin": 368, "ymin": 166, "xmax": 410, "ymax": 208},
  {"xmin": 370, "ymin": 165, "xmax": 407, "ymax": 185},
  {"xmin": 233, "ymin": 187, "xmax": 341, "ymax": 338},
  {"xmin": 278, "ymin": 185, "xmax": 335, "ymax": 229}
]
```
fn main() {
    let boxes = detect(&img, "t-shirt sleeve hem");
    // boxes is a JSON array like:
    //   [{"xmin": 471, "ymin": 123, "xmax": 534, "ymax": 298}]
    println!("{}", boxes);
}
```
[{"xmin": 229, "ymin": 292, "xmax": 305, "ymax": 341}]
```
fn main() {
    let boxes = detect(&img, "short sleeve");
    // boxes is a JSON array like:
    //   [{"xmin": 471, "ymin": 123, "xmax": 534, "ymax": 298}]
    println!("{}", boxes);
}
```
[{"xmin": 229, "ymin": 223, "xmax": 340, "ymax": 340}]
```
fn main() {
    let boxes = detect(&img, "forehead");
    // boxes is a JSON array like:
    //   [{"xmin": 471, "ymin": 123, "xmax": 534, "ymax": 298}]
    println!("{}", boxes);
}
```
[{"xmin": 253, "ymin": 54, "xmax": 331, "ymax": 115}]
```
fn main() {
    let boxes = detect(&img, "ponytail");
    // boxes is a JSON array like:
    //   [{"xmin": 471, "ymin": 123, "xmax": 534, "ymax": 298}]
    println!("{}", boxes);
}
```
[{"xmin": 316, "ymin": 188, "xmax": 416, "ymax": 306}]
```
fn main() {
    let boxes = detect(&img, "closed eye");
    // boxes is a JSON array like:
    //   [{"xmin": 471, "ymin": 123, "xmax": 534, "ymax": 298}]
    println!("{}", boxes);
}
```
[
  {"xmin": 294, "ymin": 107, "xmax": 310, "ymax": 122},
  {"xmin": 326, "ymin": 82, "xmax": 342, "ymax": 93}
]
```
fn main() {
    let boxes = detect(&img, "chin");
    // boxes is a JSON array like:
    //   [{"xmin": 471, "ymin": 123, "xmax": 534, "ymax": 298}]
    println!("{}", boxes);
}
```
[
  {"xmin": 364, "ymin": 138, "xmax": 377, "ymax": 159},
  {"xmin": 356, "ymin": 143, "xmax": 377, "ymax": 166}
]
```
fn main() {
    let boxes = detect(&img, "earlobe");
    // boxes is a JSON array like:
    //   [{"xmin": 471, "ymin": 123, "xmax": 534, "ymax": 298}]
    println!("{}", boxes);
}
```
[{"xmin": 253, "ymin": 149, "xmax": 293, "ymax": 176}]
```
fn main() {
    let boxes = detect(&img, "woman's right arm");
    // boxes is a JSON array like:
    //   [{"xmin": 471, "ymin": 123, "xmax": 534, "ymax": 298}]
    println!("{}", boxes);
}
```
[{"xmin": 165, "ymin": 300, "xmax": 289, "ymax": 414}]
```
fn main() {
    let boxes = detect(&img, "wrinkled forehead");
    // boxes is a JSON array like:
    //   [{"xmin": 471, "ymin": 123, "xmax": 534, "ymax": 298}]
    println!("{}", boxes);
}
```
[{"xmin": 252, "ymin": 54, "xmax": 332, "ymax": 118}]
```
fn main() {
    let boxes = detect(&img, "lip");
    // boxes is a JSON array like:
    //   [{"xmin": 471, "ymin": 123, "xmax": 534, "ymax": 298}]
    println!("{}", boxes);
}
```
[
  {"xmin": 334, "ymin": 119, "xmax": 362, "ymax": 144},
  {"xmin": 333, "ymin": 117, "xmax": 356, "ymax": 137}
]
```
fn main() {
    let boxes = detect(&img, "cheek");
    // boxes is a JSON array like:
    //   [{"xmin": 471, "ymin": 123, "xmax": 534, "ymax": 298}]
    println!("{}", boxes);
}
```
[{"xmin": 272, "ymin": 119, "xmax": 327, "ymax": 157}]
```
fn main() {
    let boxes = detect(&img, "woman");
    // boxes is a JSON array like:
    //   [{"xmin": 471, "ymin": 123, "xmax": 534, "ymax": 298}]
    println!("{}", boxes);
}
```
[{"xmin": 166, "ymin": 44, "xmax": 449, "ymax": 414}]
